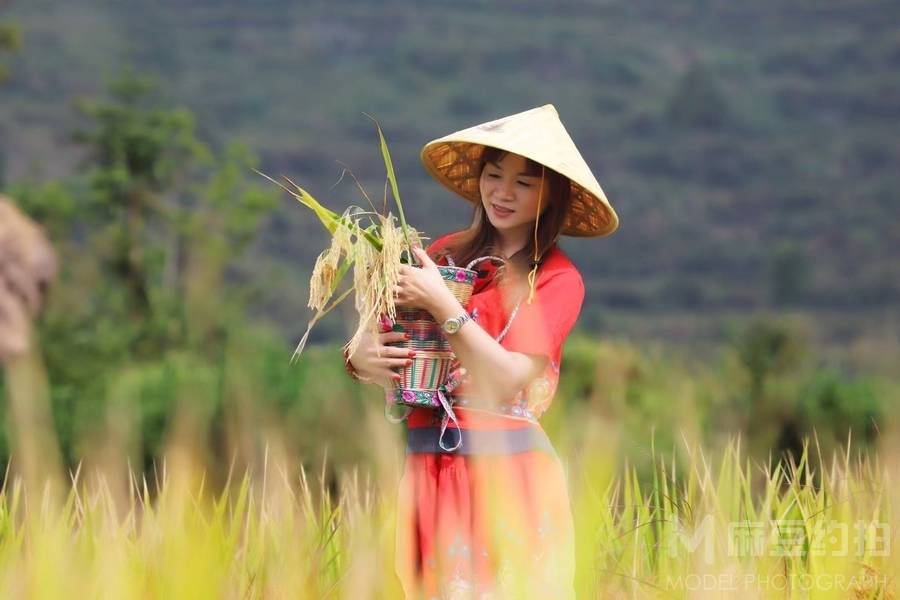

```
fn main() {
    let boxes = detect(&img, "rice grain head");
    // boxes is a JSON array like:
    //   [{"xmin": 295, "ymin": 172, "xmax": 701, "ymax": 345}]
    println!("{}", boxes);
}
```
[
  {"xmin": 330, "ymin": 220, "xmax": 354, "ymax": 266},
  {"xmin": 308, "ymin": 248, "xmax": 337, "ymax": 312},
  {"xmin": 345, "ymin": 214, "xmax": 410, "ymax": 360},
  {"xmin": 307, "ymin": 221, "xmax": 355, "ymax": 312},
  {"xmin": 346, "ymin": 234, "xmax": 378, "ymax": 360},
  {"xmin": 377, "ymin": 214, "xmax": 404, "ymax": 323}
]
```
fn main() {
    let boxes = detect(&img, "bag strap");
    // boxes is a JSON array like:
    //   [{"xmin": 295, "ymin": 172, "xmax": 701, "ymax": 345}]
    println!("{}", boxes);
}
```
[
  {"xmin": 465, "ymin": 255, "xmax": 506, "ymax": 271},
  {"xmin": 463, "ymin": 255, "xmax": 522, "ymax": 341},
  {"xmin": 496, "ymin": 298, "xmax": 522, "ymax": 343}
]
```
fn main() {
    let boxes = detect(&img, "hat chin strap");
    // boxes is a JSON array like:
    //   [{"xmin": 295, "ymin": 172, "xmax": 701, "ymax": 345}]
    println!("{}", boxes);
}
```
[{"xmin": 526, "ymin": 166, "xmax": 546, "ymax": 305}]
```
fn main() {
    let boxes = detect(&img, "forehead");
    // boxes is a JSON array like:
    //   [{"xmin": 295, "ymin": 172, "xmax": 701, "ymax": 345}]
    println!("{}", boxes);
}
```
[{"xmin": 485, "ymin": 152, "xmax": 533, "ymax": 174}]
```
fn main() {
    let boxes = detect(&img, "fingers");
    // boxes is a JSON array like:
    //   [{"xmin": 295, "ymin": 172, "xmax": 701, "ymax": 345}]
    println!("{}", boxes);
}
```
[
  {"xmin": 400, "ymin": 248, "xmax": 436, "ymax": 273},
  {"xmin": 411, "ymin": 245, "xmax": 434, "ymax": 266},
  {"xmin": 390, "ymin": 356, "xmax": 414, "ymax": 367},
  {"xmin": 354, "ymin": 345, "xmax": 418, "ymax": 388},
  {"xmin": 367, "ymin": 341, "xmax": 415, "ymax": 365},
  {"xmin": 356, "ymin": 357, "xmax": 408, "ymax": 379},
  {"xmin": 393, "ymin": 284, "xmax": 417, "ymax": 308},
  {"xmin": 373, "ymin": 352, "xmax": 415, "ymax": 368},
  {"xmin": 378, "ymin": 330, "xmax": 409, "ymax": 345},
  {"xmin": 373, "ymin": 344, "xmax": 414, "ymax": 359},
  {"xmin": 370, "ymin": 365, "xmax": 407, "ymax": 385},
  {"xmin": 370, "ymin": 338, "xmax": 414, "ymax": 364}
]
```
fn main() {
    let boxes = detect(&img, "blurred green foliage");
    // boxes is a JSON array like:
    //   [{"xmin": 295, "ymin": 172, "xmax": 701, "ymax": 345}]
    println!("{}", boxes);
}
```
[
  {"xmin": 1, "ymin": 69, "xmax": 896, "ymax": 478},
  {"xmin": 767, "ymin": 242, "xmax": 811, "ymax": 306},
  {"xmin": 0, "ymin": 6, "xmax": 19, "ymax": 87},
  {"xmin": 3, "ymin": 73, "xmax": 284, "ymax": 471},
  {"xmin": 0, "ymin": 1, "xmax": 898, "ymax": 482},
  {"xmin": 0, "ymin": 0, "xmax": 19, "ymax": 186},
  {"xmin": 1, "ymin": 0, "xmax": 898, "ymax": 341}
]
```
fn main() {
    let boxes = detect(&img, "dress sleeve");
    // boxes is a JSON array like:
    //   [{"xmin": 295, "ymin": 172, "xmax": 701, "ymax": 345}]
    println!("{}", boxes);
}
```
[
  {"xmin": 500, "ymin": 268, "xmax": 585, "ymax": 360},
  {"xmin": 497, "ymin": 267, "xmax": 585, "ymax": 419},
  {"xmin": 424, "ymin": 232, "xmax": 459, "ymax": 258}
]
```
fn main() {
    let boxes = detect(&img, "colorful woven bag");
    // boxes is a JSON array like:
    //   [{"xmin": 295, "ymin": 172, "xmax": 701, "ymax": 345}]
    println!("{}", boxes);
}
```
[
  {"xmin": 387, "ymin": 262, "xmax": 477, "ymax": 408},
  {"xmin": 385, "ymin": 256, "xmax": 522, "ymax": 451}
]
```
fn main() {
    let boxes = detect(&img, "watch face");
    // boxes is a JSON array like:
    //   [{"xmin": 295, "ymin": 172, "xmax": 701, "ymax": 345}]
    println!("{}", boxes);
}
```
[{"xmin": 444, "ymin": 320, "xmax": 460, "ymax": 334}]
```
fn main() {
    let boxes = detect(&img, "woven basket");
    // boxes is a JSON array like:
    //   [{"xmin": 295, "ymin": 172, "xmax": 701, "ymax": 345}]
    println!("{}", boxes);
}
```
[
  {"xmin": 389, "ymin": 349, "xmax": 456, "ymax": 408},
  {"xmin": 437, "ymin": 265, "xmax": 477, "ymax": 305},
  {"xmin": 387, "ymin": 264, "xmax": 479, "ymax": 409}
]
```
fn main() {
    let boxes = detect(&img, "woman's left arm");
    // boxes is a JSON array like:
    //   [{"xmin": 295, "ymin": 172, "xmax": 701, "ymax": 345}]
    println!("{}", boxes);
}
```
[{"xmin": 395, "ymin": 247, "xmax": 545, "ymax": 406}]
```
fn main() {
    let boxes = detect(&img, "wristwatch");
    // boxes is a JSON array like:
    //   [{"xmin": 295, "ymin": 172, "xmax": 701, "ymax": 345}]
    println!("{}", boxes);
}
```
[{"xmin": 441, "ymin": 312, "xmax": 471, "ymax": 335}]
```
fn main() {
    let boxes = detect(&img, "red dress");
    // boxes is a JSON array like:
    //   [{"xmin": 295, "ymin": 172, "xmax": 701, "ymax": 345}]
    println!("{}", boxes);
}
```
[{"xmin": 394, "ymin": 233, "xmax": 584, "ymax": 599}]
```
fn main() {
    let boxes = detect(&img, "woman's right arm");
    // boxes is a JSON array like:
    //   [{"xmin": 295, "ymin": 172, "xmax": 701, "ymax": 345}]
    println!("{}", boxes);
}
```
[{"xmin": 347, "ymin": 318, "xmax": 415, "ymax": 390}]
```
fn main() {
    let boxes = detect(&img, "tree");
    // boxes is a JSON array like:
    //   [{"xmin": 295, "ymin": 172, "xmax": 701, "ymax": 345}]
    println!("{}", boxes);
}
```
[
  {"xmin": 734, "ymin": 317, "xmax": 805, "ymax": 402},
  {"xmin": 665, "ymin": 60, "xmax": 732, "ymax": 130},
  {"xmin": 0, "ymin": 1, "xmax": 20, "ymax": 86},
  {"xmin": 6, "ymin": 71, "xmax": 278, "ymax": 468},
  {"xmin": 0, "ymin": 2, "xmax": 22, "ymax": 187},
  {"xmin": 768, "ymin": 242, "xmax": 810, "ymax": 307},
  {"xmin": 67, "ymin": 72, "xmax": 278, "ymax": 356},
  {"xmin": 71, "ymin": 75, "xmax": 208, "ymax": 337},
  {"xmin": 729, "ymin": 317, "xmax": 810, "ymax": 464}
]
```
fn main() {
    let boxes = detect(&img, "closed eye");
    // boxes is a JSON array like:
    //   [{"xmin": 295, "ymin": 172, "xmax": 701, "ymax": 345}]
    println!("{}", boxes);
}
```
[{"xmin": 517, "ymin": 181, "xmax": 532, "ymax": 187}]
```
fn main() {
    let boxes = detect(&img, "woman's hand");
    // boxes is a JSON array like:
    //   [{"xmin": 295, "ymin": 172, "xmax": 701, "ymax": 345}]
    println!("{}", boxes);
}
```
[
  {"xmin": 393, "ymin": 246, "xmax": 455, "ymax": 314},
  {"xmin": 348, "ymin": 315, "xmax": 415, "ymax": 390}
]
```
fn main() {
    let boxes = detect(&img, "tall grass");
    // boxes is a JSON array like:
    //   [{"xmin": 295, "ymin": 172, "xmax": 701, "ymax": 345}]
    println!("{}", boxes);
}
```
[
  {"xmin": 1, "ymin": 333, "xmax": 897, "ymax": 598},
  {"xmin": 0, "ymin": 419, "xmax": 895, "ymax": 597}
]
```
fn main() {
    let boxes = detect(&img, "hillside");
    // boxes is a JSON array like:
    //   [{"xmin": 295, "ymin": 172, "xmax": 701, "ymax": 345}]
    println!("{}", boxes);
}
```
[{"xmin": 2, "ymin": 0, "xmax": 898, "ymax": 347}]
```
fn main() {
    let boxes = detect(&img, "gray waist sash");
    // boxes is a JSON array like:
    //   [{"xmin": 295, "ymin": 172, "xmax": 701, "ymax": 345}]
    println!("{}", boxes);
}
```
[{"xmin": 406, "ymin": 426, "xmax": 557, "ymax": 456}]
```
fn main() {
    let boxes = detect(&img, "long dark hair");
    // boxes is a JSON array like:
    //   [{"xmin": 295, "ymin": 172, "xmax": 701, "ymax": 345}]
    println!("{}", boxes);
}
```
[{"xmin": 434, "ymin": 146, "xmax": 572, "ymax": 295}]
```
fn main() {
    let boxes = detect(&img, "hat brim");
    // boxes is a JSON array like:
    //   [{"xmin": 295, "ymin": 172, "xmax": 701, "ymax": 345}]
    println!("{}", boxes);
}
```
[
  {"xmin": 420, "ymin": 105, "xmax": 618, "ymax": 237},
  {"xmin": 421, "ymin": 140, "xmax": 618, "ymax": 238}
]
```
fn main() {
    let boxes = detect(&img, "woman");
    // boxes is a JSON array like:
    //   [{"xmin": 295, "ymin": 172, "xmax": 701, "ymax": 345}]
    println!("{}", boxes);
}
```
[{"xmin": 346, "ymin": 104, "xmax": 618, "ymax": 598}]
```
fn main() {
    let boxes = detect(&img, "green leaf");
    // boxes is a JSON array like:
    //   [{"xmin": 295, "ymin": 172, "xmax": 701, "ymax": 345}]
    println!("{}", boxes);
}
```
[
  {"xmin": 254, "ymin": 169, "xmax": 383, "ymax": 252},
  {"xmin": 364, "ymin": 114, "xmax": 415, "ymax": 264}
]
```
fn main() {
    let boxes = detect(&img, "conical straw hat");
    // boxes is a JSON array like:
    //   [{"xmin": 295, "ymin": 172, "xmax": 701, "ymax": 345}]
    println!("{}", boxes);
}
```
[{"xmin": 420, "ymin": 104, "xmax": 618, "ymax": 237}]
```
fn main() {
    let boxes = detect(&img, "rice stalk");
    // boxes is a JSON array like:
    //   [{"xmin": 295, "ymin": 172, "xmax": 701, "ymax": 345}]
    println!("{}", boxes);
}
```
[
  {"xmin": 253, "ymin": 169, "xmax": 382, "ymax": 252},
  {"xmin": 376, "ymin": 213, "xmax": 406, "ymax": 323},
  {"xmin": 256, "ymin": 121, "xmax": 428, "ymax": 364},
  {"xmin": 290, "ymin": 285, "xmax": 354, "ymax": 365},
  {"xmin": 365, "ymin": 113, "xmax": 415, "ymax": 264},
  {"xmin": 345, "ymin": 232, "xmax": 380, "ymax": 361},
  {"xmin": 334, "ymin": 161, "xmax": 380, "ymax": 217}
]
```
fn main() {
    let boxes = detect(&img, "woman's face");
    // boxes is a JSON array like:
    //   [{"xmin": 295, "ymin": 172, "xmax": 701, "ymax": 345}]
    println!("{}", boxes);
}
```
[{"xmin": 479, "ymin": 152, "xmax": 550, "ymax": 238}]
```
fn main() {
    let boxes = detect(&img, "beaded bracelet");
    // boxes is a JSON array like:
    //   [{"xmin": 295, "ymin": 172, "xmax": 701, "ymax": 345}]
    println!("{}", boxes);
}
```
[{"xmin": 342, "ymin": 346, "xmax": 372, "ymax": 383}]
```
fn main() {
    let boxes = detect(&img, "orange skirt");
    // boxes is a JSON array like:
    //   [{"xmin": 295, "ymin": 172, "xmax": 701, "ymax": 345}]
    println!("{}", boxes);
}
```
[{"xmin": 395, "ymin": 408, "xmax": 575, "ymax": 599}]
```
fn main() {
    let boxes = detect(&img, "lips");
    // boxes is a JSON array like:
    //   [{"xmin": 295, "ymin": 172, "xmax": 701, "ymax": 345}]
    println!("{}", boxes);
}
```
[{"xmin": 491, "ymin": 203, "xmax": 514, "ymax": 217}]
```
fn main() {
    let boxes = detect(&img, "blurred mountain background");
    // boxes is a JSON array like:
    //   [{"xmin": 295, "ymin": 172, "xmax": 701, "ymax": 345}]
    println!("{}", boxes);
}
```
[
  {"xmin": 3, "ymin": 0, "xmax": 897, "ymax": 348},
  {"xmin": 0, "ymin": 0, "xmax": 898, "ymax": 474}
]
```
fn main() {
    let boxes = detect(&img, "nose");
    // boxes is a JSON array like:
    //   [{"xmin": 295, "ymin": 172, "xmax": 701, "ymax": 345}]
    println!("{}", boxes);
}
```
[{"xmin": 495, "ymin": 178, "xmax": 515, "ymax": 201}]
